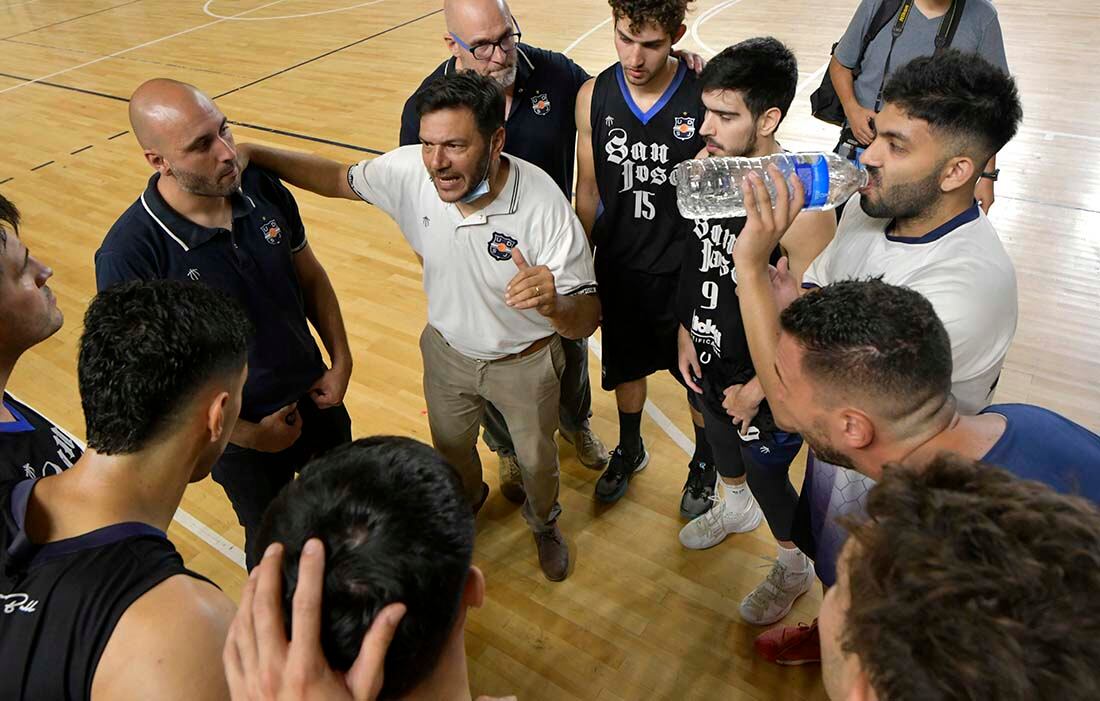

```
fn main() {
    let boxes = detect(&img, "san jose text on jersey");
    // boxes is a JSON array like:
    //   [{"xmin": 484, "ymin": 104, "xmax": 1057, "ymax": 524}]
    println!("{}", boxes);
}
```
[{"xmin": 589, "ymin": 62, "xmax": 704, "ymax": 275}]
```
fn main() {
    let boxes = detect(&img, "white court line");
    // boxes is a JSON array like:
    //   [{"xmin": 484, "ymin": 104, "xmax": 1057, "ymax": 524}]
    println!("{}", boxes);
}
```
[
  {"xmin": 796, "ymin": 60, "xmax": 830, "ymax": 95},
  {"xmin": 0, "ymin": 0, "xmax": 292, "ymax": 95},
  {"xmin": 689, "ymin": 0, "xmax": 748, "ymax": 57},
  {"xmin": 8, "ymin": 393, "xmax": 248, "ymax": 569},
  {"xmin": 203, "ymin": 0, "xmax": 386, "ymax": 22},
  {"xmin": 562, "ymin": 16, "xmax": 611, "ymax": 56},
  {"xmin": 587, "ymin": 338, "xmax": 696, "ymax": 457}
]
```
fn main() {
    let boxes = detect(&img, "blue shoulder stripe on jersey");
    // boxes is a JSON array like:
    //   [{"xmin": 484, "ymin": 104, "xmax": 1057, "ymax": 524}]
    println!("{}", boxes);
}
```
[
  {"xmin": 614, "ymin": 61, "xmax": 687, "ymax": 126},
  {"xmin": 0, "ymin": 400, "xmax": 34, "ymax": 433}
]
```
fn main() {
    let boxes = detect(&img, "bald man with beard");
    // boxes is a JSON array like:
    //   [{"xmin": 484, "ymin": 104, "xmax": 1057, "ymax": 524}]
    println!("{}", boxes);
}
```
[{"xmin": 96, "ymin": 79, "xmax": 353, "ymax": 569}]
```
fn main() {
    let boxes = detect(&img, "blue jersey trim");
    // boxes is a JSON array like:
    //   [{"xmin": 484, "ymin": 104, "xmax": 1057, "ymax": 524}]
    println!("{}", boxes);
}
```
[
  {"xmin": 614, "ymin": 61, "xmax": 687, "ymax": 126},
  {"xmin": 0, "ymin": 400, "xmax": 34, "ymax": 434}
]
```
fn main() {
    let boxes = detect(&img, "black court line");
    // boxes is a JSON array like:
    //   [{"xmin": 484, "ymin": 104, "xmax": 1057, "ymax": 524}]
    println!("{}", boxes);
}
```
[
  {"xmin": 108, "ymin": 131, "xmax": 129, "ymax": 140},
  {"xmin": 0, "ymin": 178, "xmax": 12, "ymax": 186},
  {"xmin": 0, "ymin": 71, "xmax": 128, "ymax": 102},
  {"xmin": 229, "ymin": 121, "xmax": 384, "ymax": 155},
  {"xmin": 212, "ymin": 8, "xmax": 443, "ymax": 100},
  {"xmin": 71, "ymin": 145, "xmax": 94, "ymax": 155},
  {"xmin": 998, "ymin": 194, "xmax": 1100, "ymax": 216},
  {"xmin": 30, "ymin": 161, "xmax": 54, "ymax": 171},
  {"xmin": 0, "ymin": 0, "xmax": 146, "ymax": 42}
]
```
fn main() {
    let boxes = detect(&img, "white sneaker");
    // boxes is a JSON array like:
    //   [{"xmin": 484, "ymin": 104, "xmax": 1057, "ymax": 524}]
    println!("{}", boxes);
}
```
[
  {"xmin": 739, "ymin": 558, "xmax": 816, "ymax": 626},
  {"xmin": 678, "ymin": 492, "xmax": 763, "ymax": 550}
]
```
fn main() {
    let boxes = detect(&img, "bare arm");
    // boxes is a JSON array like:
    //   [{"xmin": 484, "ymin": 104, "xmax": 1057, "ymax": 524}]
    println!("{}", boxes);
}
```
[
  {"xmin": 240, "ymin": 143, "xmax": 357, "ymax": 200},
  {"xmin": 779, "ymin": 209, "xmax": 836, "ymax": 285},
  {"xmin": 93, "ymin": 576, "xmax": 236, "ymax": 701},
  {"xmin": 829, "ymin": 56, "xmax": 876, "ymax": 146},
  {"xmin": 574, "ymin": 79, "xmax": 599, "ymax": 242},
  {"xmin": 294, "ymin": 243, "xmax": 353, "ymax": 408},
  {"xmin": 546, "ymin": 293, "xmax": 600, "ymax": 339}
]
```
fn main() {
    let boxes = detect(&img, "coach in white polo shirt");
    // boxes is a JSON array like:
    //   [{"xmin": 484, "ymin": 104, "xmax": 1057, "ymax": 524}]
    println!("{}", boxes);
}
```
[{"xmin": 240, "ymin": 71, "xmax": 599, "ymax": 582}]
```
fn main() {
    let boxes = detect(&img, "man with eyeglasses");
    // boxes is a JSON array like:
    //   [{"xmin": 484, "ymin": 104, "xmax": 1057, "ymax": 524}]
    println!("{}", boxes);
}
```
[{"xmin": 399, "ymin": 0, "xmax": 606, "ymax": 507}]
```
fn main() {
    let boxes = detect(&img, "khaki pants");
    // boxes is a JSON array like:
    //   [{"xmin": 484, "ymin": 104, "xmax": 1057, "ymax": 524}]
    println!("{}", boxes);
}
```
[{"xmin": 419, "ymin": 325, "xmax": 564, "ymax": 533}]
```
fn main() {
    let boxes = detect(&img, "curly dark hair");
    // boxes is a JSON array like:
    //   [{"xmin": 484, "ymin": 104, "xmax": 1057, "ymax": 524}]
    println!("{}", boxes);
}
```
[
  {"xmin": 840, "ymin": 454, "xmax": 1100, "ymax": 701},
  {"xmin": 608, "ymin": 0, "xmax": 694, "ymax": 35},
  {"xmin": 79, "ymin": 280, "xmax": 250, "ymax": 454}
]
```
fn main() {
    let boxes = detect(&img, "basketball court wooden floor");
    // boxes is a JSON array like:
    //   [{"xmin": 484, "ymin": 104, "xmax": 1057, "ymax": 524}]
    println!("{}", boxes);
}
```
[{"xmin": 2, "ymin": 0, "xmax": 1099, "ymax": 698}]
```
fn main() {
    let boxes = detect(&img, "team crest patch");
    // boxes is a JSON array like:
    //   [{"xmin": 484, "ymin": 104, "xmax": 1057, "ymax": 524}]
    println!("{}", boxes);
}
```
[
  {"xmin": 260, "ymin": 220, "xmax": 282, "ymax": 245},
  {"xmin": 487, "ymin": 232, "xmax": 518, "ymax": 261},
  {"xmin": 673, "ymin": 116, "xmax": 696, "ymax": 141},
  {"xmin": 531, "ymin": 93, "xmax": 550, "ymax": 116}
]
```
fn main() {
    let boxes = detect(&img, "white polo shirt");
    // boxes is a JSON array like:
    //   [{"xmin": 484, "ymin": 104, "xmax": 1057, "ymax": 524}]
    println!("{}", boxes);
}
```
[
  {"xmin": 348, "ymin": 146, "xmax": 597, "ymax": 360},
  {"xmin": 803, "ymin": 194, "xmax": 1018, "ymax": 414}
]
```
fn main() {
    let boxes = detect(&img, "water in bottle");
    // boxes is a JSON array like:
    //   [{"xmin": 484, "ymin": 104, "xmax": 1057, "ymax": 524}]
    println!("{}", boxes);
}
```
[{"xmin": 675, "ymin": 152, "xmax": 869, "ymax": 219}]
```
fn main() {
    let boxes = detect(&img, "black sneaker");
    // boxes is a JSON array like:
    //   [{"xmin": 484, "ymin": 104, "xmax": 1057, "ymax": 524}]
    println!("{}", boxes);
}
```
[
  {"xmin": 679, "ymin": 460, "xmax": 717, "ymax": 519},
  {"xmin": 595, "ymin": 444, "xmax": 650, "ymax": 503}
]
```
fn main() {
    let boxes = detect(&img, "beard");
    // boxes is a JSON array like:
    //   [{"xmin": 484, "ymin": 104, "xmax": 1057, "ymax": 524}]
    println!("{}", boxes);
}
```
[
  {"xmin": 172, "ymin": 162, "xmax": 240, "ymax": 198},
  {"xmin": 462, "ymin": 148, "xmax": 492, "ymax": 199},
  {"xmin": 707, "ymin": 129, "xmax": 756, "ymax": 159},
  {"xmin": 859, "ymin": 164, "xmax": 943, "ymax": 220},
  {"xmin": 803, "ymin": 424, "xmax": 859, "ymax": 471},
  {"xmin": 489, "ymin": 62, "xmax": 517, "ymax": 89}
]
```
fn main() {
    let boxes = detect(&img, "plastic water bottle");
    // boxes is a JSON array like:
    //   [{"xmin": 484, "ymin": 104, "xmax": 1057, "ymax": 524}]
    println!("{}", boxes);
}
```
[{"xmin": 675, "ymin": 152, "xmax": 869, "ymax": 219}]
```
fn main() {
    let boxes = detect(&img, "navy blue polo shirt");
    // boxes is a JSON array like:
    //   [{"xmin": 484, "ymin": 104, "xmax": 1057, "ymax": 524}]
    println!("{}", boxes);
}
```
[
  {"xmin": 94, "ymin": 166, "xmax": 325, "ymax": 422},
  {"xmin": 399, "ymin": 43, "xmax": 589, "ymax": 198}
]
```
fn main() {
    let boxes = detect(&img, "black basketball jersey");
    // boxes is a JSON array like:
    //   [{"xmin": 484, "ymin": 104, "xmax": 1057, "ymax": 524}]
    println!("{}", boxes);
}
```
[
  {"xmin": 675, "ymin": 215, "xmax": 782, "ymax": 428},
  {"xmin": 0, "ymin": 479, "xmax": 213, "ymax": 700},
  {"xmin": 0, "ymin": 393, "xmax": 82, "ymax": 482},
  {"xmin": 589, "ymin": 61, "xmax": 705, "ymax": 275}
]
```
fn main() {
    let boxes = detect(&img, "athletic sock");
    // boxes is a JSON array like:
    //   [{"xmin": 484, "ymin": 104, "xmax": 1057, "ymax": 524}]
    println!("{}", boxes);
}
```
[
  {"xmin": 777, "ymin": 544, "xmax": 809, "ymax": 573},
  {"xmin": 618, "ymin": 409, "xmax": 643, "ymax": 458},
  {"xmin": 691, "ymin": 421, "xmax": 714, "ymax": 467},
  {"xmin": 722, "ymin": 480, "xmax": 751, "ymax": 510}
]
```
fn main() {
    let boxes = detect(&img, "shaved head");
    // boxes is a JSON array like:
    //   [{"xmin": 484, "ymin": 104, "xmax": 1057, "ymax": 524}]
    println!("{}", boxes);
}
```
[
  {"xmin": 129, "ymin": 78, "xmax": 216, "ymax": 151},
  {"xmin": 443, "ymin": 0, "xmax": 511, "ymax": 34},
  {"xmin": 129, "ymin": 78, "xmax": 241, "ymax": 198}
]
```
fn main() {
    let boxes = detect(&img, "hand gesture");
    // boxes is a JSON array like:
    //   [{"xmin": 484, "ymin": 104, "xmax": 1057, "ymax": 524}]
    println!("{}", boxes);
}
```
[
  {"xmin": 677, "ymin": 325, "xmax": 703, "ymax": 394},
  {"xmin": 223, "ymin": 540, "xmax": 407, "ymax": 701},
  {"xmin": 309, "ymin": 363, "xmax": 351, "ymax": 410},
  {"xmin": 844, "ymin": 104, "xmax": 877, "ymax": 146},
  {"xmin": 253, "ymin": 403, "xmax": 303, "ymax": 453},
  {"xmin": 505, "ymin": 247, "xmax": 557, "ymax": 317},
  {"xmin": 731, "ymin": 165, "xmax": 805, "ymax": 271},
  {"xmin": 722, "ymin": 379, "xmax": 765, "ymax": 435}
]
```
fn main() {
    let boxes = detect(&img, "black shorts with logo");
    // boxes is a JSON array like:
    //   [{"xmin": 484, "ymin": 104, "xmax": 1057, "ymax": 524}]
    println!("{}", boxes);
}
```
[{"xmin": 596, "ymin": 262, "xmax": 683, "ymax": 390}]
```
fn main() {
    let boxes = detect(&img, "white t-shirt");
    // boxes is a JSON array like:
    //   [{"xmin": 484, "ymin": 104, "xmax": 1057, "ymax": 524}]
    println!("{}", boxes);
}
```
[
  {"xmin": 803, "ymin": 195, "xmax": 1017, "ymax": 414},
  {"xmin": 348, "ymin": 146, "xmax": 597, "ymax": 360}
]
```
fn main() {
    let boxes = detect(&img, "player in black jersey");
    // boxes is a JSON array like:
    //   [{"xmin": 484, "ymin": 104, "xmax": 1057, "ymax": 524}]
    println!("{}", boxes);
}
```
[
  {"xmin": 0, "ymin": 194, "xmax": 83, "ymax": 482},
  {"xmin": 0, "ymin": 281, "xmax": 248, "ymax": 701},
  {"xmin": 575, "ymin": 0, "xmax": 720, "ymax": 516},
  {"xmin": 673, "ymin": 39, "xmax": 835, "ymax": 627}
]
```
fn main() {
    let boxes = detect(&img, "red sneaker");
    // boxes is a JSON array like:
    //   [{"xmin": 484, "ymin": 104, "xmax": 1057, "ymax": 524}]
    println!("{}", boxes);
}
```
[{"xmin": 754, "ymin": 619, "xmax": 821, "ymax": 665}]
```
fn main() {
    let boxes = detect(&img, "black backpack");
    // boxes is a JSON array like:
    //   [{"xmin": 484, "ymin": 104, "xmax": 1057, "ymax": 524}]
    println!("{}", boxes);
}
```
[{"xmin": 810, "ymin": 0, "xmax": 966, "ymax": 125}]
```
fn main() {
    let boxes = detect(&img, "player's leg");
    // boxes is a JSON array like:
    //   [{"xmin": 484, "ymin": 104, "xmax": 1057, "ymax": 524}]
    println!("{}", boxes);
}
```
[
  {"xmin": 737, "ymin": 433, "xmax": 815, "ymax": 627},
  {"xmin": 480, "ymin": 402, "xmax": 525, "ymax": 505},
  {"xmin": 594, "ymin": 376, "xmax": 651, "ymax": 503},
  {"xmin": 679, "ymin": 396, "xmax": 763, "ymax": 550},
  {"xmin": 680, "ymin": 390, "xmax": 717, "ymax": 519},
  {"xmin": 418, "ymin": 325, "xmax": 488, "ymax": 510},
  {"xmin": 211, "ymin": 447, "xmax": 296, "ymax": 570}
]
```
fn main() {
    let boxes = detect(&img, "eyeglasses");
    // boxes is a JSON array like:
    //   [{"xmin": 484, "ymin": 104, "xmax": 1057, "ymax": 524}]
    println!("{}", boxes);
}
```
[{"xmin": 450, "ymin": 16, "xmax": 522, "ymax": 61}]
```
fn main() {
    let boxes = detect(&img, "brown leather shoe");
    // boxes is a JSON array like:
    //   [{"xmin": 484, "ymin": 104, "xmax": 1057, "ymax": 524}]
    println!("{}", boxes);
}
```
[{"xmin": 533, "ymin": 523, "xmax": 570, "ymax": 581}]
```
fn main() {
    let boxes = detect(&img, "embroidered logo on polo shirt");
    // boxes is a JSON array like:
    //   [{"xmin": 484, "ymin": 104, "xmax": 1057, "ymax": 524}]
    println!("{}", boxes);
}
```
[
  {"xmin": 260, "ymin": 220, "xmax": 283, "ymax": 246},
  {"xmin": 531, "ymin": 93, "xmax": 550, "ymax": 116},
  {"xmin": 187, "ymin": 268, "xmax": 201, "ymax": 281},
  {"xmin": 487, "ymin": 232, "xmax": 518, "ymax": 261},
  {"xmin": 423, "ymin": 217, "xmax": 431, "ymax": 228},
  {"xmin": 673, "ymin": 115, "xmax": 696, "ymax": 141}
]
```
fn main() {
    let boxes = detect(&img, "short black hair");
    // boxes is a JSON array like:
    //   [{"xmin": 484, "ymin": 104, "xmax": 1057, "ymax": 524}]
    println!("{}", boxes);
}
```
[
  {"xmin": 79, "ymin": 280, "xmax": 250, "ymax": 454},
  {"xmin": 780, "ymin": 279, "xmax": 952, "ymax": 419},
  {"xmin": 414, "ymin": 70, "xmax": 504, "ymax": 140},
  {"xmin": 0, "ymin": 191, "xmax": 18, "ymax": 252},
  {"xmin": 700, "ymin": 37, "xmax": 798, "ymax": 124},
  {"xmin": 883, "ymin": 49, "xmax": 1022, "ymax": 166},
  {"xmin": 257, "ymin": 437, "xmax": 475, "ymax": 701},
  {"xmin": 841, "ymin": 454, "xmax": 1100, "ymax": 700}
]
